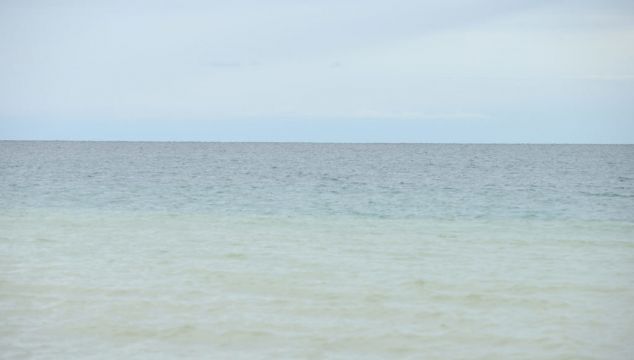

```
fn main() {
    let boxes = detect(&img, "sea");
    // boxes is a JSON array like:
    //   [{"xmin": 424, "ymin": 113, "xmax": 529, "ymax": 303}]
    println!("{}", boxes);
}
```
[{"xmin": 1, "ymin": 141, "xmax": 633, "ymax": 359}]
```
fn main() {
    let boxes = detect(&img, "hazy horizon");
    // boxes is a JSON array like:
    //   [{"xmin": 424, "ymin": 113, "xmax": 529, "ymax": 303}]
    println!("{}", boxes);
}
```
[{"xmin": 2, "ymin": 139, "xmax": 634, "ymax": 145}]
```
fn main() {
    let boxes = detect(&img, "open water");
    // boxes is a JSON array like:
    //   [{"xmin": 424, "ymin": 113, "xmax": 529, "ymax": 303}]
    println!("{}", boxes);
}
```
[{"xmin": 1, "ymin": 142, "xmax": 633, "ymax": 359}]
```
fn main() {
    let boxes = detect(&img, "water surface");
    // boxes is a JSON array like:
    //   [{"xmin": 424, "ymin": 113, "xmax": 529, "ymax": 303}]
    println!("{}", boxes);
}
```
[{"xmin": 1, "ymin": 142, "xmax": 633, "ymax": 359}]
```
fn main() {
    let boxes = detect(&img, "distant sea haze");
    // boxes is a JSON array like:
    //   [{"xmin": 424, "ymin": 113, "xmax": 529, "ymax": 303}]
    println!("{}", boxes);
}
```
[{"xmin": 1, "ymin": 141, "xmax": 633, "ymax": 359}]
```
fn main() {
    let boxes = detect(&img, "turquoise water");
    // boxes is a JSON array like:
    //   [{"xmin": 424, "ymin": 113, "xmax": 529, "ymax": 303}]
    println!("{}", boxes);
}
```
[{"xmin": 1, "ymin": 142, "xmax": 633, "ymax": 359}]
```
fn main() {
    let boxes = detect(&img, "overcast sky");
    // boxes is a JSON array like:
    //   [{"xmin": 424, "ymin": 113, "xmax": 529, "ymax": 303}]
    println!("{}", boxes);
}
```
[{"xmin": 1, "ymin": 0, "xmax": 633, "ymax": 142}]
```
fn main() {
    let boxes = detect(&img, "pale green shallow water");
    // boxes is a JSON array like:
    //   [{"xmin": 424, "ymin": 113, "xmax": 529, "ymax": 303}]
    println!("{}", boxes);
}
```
[{"xmin": 1, "ymin": 142, "xmax": 633, "ymax": 359}]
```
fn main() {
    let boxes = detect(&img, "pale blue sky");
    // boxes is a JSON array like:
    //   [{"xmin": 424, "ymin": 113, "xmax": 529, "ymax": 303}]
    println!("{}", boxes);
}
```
[{"xmin": 1, "ymin": 0, "xmax": 633, "ymax": 142}]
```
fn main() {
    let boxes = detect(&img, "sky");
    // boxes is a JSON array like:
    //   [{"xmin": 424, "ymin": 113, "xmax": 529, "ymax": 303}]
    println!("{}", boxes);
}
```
[{"xmin": 0, "ymin": 0, "xmax": 633, "ymax": 143}]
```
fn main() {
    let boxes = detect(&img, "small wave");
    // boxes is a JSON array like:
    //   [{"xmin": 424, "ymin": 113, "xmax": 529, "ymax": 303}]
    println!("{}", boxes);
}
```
[{"xmin": 580, "ymin": 191, "xmax": 634, "ymax": 198}]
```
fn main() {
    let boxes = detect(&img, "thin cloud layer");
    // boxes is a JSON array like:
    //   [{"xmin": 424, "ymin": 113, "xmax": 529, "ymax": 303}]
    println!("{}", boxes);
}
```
[{"xmin": 0, "ymin": 0, "xmax": 632, "ymax": 142}]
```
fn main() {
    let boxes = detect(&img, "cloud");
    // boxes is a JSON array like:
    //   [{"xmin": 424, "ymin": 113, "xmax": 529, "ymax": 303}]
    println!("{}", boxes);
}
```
[
  {"xmin": 0, "ymin": 0, "xmax": 632, "ymax": 142},
  {"xmin": 327, "ymin": 111, "xmax": 492, "ymax": 121}
]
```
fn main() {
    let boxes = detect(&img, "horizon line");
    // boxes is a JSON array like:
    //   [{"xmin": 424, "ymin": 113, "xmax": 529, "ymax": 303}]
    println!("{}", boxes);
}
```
[{"xmin": 1, "ymin": 139, "xmax": 632, "ymax": 145}]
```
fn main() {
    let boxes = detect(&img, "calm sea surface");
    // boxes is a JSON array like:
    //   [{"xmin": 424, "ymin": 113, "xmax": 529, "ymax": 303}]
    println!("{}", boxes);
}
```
[{"xmin": 1, "ymin": 141, "xmax": 633, "ymax": 359}]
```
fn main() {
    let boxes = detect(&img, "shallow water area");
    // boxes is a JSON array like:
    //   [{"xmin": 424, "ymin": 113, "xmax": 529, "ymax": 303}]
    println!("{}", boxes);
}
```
[{"xmin": 2, "ymin": 210, "xmax": 633, "ymax": 359}]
